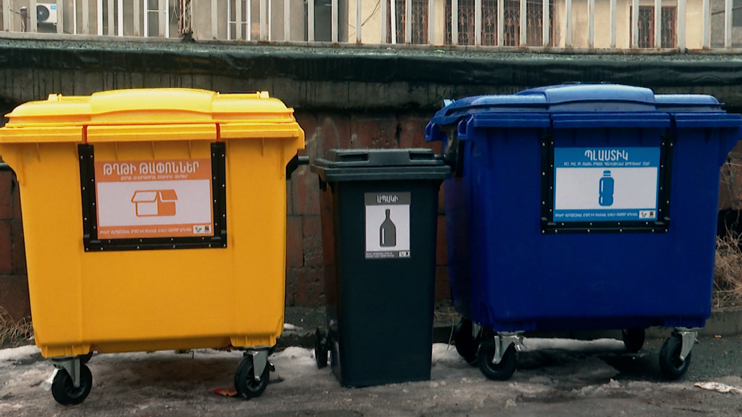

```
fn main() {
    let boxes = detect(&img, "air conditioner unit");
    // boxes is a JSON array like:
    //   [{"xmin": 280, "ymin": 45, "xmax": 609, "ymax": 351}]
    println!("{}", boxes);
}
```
[{"xmin": 37, "ymin": 3, "xmax": 58, "ymax": 25}]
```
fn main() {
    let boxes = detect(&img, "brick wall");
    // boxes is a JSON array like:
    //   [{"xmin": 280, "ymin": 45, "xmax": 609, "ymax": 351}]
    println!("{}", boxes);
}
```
[
  {"xmin": 719, "ymin": 142, "xmax": 742, "ymax": 211},
  {"xmin": 0, "ymin": 170, "xmax": 28, "ymax": 321},
  {"xmin": 4, "ymin": 110, "xmax": 742, "ymax": 316},
  {"xmin": 0, "ymin": 110, "xmax": 450, "ymax": 319},
  {"xmin": 285, "ymin": 111, "xmax": 450, "ymax": 308}
]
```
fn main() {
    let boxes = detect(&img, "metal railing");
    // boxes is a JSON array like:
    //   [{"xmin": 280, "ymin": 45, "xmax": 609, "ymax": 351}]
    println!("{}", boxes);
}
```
[{"xmin": 0, "ymin": 0, "xmax": 740, "ymax": 50}]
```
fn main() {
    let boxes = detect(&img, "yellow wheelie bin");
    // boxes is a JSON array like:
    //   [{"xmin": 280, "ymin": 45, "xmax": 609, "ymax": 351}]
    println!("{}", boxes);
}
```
[{"xmin": 0, "ymin": 89, "xmax": 305, "ymax": 405}]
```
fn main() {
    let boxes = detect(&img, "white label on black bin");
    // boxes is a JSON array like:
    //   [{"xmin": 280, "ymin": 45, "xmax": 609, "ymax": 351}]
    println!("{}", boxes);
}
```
[{"xmin": 365, "ymin": 192, "xmax": 411, "ymax": 259}]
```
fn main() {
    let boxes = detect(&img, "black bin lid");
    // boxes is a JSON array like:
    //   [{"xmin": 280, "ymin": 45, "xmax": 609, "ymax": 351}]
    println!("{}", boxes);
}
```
[{"xmin": 311, "ymin": 149, "xmax": 451, "ymax": 182}]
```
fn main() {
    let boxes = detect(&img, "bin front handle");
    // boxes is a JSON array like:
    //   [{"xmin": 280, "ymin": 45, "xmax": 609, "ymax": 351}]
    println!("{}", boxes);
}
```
[{"xmin": 286, "ymin": 154, "xmax": 310, "ymax": 180}]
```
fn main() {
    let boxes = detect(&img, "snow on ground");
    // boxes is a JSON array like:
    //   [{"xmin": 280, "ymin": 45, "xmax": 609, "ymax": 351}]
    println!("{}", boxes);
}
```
[
  {"xmin": 432, "ymin": 338, "xmax": 625, "ymax": 363},
  {"xmin": 0, "ymin": 338, "xmax": 625, "ymax": 367},
  {"xmin": 270, "ymin": 347, "xmax": 318, "ymax": 378},
  {"xmin": 271, "ymin": 346, "xmax": 313, "ymax": 360},
  {"xmin": 431, "ymin": 343, "xmax": 462, "ymax": 364},
  {"xmin": 0, "ymin": 345, "xmax": 40, "ymax": 361},
  {"xmin": 4, "ymin": 335, "xmax": 742, "ymax": 417},
  {"xmin": 522, "ymin": 337, "xmax": 625, "ymax": 352},
  {"xmin": 0, "ymin": 336, "xmax": 628, "ymax": 393}
]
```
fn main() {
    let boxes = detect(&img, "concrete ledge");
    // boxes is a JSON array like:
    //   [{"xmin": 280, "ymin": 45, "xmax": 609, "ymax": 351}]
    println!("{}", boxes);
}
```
[
  {"xmin": 673, "ymin": 307, "xmax": 742, "ymax": 337},
  {"xmin": 5, "ymin": 38, "xmax": 742, "ymax": 111},
  {"xmin": 8, "ymin": 31, "xmax": 742, "ymax": 55}
]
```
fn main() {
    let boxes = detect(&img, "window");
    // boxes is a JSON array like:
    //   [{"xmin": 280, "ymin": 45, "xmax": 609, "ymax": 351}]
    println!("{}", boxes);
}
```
[
  {"xmin": 383, "ymin": 0, "xmax": 552, "ymax": 45},
  {"xmin": 733, "ymin": 0, "xmax": 742, "ymax": 27},
  {"xmin": 445, "ymin": 0, "xmax": 553, "ymax": 46},
  {"xmin": 632, "ymin": 6, "xmax": 677, "ymax": 48},
  {"xmin": 387, "ymin": 0, "xmax": 430, "ymax": 44}
]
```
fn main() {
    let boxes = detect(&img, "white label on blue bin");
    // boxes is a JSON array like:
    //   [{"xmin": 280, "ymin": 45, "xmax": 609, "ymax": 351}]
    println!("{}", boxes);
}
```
[
  {"xmin": 553, "ymin": 147, "xmax": 660, "ymax": 222},
  {"xmin": 365, "ymin": 192, "xmax": 411, "ymax": 259}
]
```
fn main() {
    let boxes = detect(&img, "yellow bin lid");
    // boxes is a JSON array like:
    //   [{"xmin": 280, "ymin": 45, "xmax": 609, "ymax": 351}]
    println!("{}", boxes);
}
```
[{"xmin": 0, "ymin": 88, "xmax": 303, "ymax": 143}]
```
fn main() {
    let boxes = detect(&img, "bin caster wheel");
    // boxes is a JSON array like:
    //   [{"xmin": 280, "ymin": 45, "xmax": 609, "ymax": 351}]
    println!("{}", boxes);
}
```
[
  {"xmin": 314, "ymin": 328, "xmax": 329, "ymax": 369},
  {"xmin": 477, "ymin": 339, "xmax": 517, "ymax": 381},
  {"xmin": 79, "ymin": 351, "xmax": 94, "ymax": 365},
  {"xmin": 453, "ymin": 318, "xmax": 480, "ymax": 366},
  {"xmin": 621, "ymin": 328, "xmax": 645, "ymax": 353},
  {"xmin": 234, "ymin": 355, "xmax": 270, "ymax": 399},
  {"xmin": 659, "ymin": 335, "xmax": 691, "ymax": 380},
  {"xmin": 51, "ymin": 364, "xmax": 93, "ymax": 406}
]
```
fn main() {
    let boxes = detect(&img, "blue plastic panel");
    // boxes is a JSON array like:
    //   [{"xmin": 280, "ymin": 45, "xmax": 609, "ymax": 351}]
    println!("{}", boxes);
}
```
[
  {"xmin": 551, "ymin": 113, "xmax": 670, "ymax": 128},
  {"xmin": 673, "ymin": 113, "xmax": 742, "ymax": 128},
  {"xmin": 427, "ymin": 84, "xmax": 742, "ymax": 332},
  {"xmin": 458, "ymin": 124, "xmax": 723, "ymax": 331}
]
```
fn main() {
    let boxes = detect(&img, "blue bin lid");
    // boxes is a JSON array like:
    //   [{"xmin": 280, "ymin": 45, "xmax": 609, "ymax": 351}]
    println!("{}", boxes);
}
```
[
  {"xmin": 516, "ymin": 83, "xmax": 657, "ymax": 105},
  {"xmin": 429, "ymin": 84, "xmax": 727, "ymax": 128}
]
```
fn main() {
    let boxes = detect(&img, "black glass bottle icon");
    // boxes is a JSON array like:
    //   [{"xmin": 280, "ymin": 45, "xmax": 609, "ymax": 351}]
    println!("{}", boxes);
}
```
[
  {"xmin": 599, "ymin": 170, "xmax": 614, "ymax": 206},
  {"xmin": 380, "ymin": 209, "xmax": 397, "ymax": 247}
]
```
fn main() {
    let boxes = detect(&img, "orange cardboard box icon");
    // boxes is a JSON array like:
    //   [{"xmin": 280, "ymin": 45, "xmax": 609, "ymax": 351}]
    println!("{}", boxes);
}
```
[{"xmin": 131, "ymin": 190, "xmax": 178, "ymax": 217}]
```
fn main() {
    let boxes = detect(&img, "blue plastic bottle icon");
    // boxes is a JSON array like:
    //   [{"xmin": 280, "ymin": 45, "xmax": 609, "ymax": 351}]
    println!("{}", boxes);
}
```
[{"xmin": 599, "ymin": 170, "xmax": 614, "ymax": 207}]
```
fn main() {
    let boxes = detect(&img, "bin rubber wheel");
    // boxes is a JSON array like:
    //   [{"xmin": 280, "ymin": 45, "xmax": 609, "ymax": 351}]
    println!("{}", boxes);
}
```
[
  {"xmin": 453, "ymin": 318, "xmax": 480, "ymax": 366},
  {"xmin": 234, "ymin": 355, "xmax": 270, "ymax": 399},
  {"xmin": 51, "ymin": 364, "xmax": 93, "ymax": 406},
  {"xmin": 659, "ymin": 335, "xmax": 692, "ymax": 380},
  {"xmin": 79, "ymin": 351, "xmax": 94, "ymax": 365},
  {"xmin": 621, "ymin": 328, "xmax": 645, "ymax": 353},
  {"xmin": 314, "ymin": 328, "xmax": 329, "ymax": 369},
  {"xmin": 477, "ymin": 339, "xmax": 518, "ymax": 381}
]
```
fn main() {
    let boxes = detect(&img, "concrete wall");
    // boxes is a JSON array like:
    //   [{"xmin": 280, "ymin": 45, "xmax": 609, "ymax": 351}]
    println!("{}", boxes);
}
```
[{"xmin": 347, "ymin": 0, "xmax": 383, "ymax": 43}]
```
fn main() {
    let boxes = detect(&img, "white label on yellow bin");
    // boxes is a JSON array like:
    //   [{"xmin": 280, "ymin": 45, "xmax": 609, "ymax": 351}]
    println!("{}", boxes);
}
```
[
  {"xmin": 364, "ymin": 192, "xmax": 410, "ymax": 259},
  {"xmin": 95, "ymin": 159, "xmax": 214, "ymax": 239}
]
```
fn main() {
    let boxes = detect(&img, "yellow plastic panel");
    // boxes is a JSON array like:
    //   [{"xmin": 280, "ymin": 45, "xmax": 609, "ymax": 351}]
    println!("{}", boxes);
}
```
[
  {"xmin": 227, "ymin": 140, "xmax": 291, "ymax": 341},
  {"xmin": 3, "ymin": 95, "xmax": 91, "ymax": 126},
  {"xmin": 18, "ymin": 138, "xmax": 297, "ymax": 356},
  {"xmin": 89, "ymin": 89, "xmax": 217, "ymax": 116},
  {"xmin": 220, "ymin": 123, "xmax": 305, "ymax": 140},
  {"xmin": 0, "ymin": 143, "xmax": 87, "ymax": 350},
  {"xmin": 87, "ymin": 124, "xmax": 217, "ymax": 143},
  {"xmin": 0, "ymin": 88, "xmax": 305, "ymax": 357},
  {"xmin": 3, "ymin": 89, "xmax": 297, "ymax": 132},
  {"xmin": 0, "ymin": 126, "xmax": 83, "ymax": 144}
]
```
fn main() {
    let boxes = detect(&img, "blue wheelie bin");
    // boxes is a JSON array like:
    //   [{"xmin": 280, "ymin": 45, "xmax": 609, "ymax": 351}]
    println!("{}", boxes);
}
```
[{"xmin": 425, "ymin": 84, "xmax": 742, "ymax": 380}]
